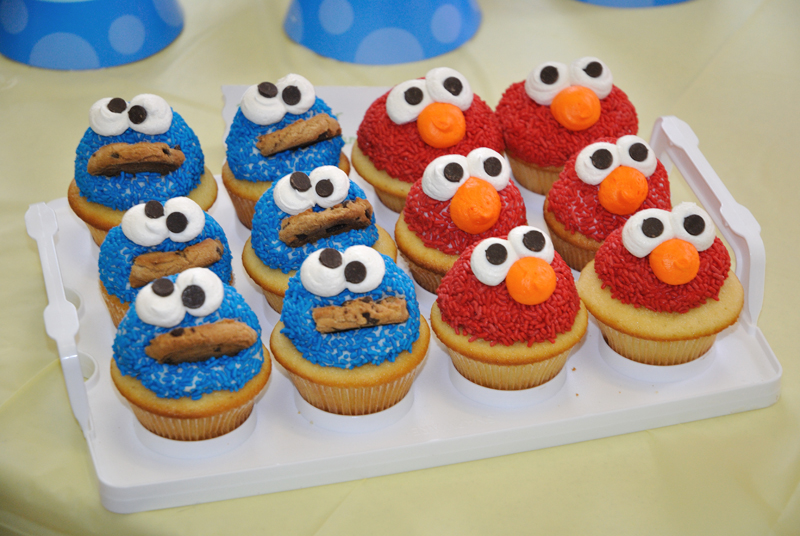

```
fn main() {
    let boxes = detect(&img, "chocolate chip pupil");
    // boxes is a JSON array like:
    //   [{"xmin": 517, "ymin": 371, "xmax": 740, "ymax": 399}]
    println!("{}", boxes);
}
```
[
  {"xmin": 144, "ymin": 200, "xmax": 164, "ymax": 219},
  {"xmin": 404, "ymin": 86, "xmax": 423, "ymax": 105},
  {"xmin": 443, "ymin": 162, "xmax": 464, "ymax": 183},
  {"xmin": 282, "ymin": 85, "xmax": 301, "ymax": 106},
  {"xmin": 344, "ymin": 261, "xmax": 366, "ymax": 284},
  {"xmin": 182, "ymin": 285, "xmax": 205, "ymax": 309},
  {"xmin": 584, "ymin": 61, "xmax": 603, "ymax": 78},
  {"xmin": 684, "ymin": 214, "xmax": 705, "ymax": 236},
  {"xmin": 319, "ymin": 248, "xmax": 342, "ymax": 269},
  {"xmin": 315, "ymin": 179, "xmax": 334, "ymax": 198},
  {"xmin": 591, "ymin": 148, "xmax": 613, "ymax": 170},
  {"xmin": 107, "ymin": 97, "xmax": 127, "ymax": 114},
  {"xmin": 166, "ymin": 212, "xmax": 188, "ymax": 234},
  {"xmin": 485, "ymin": 243, "xmax": 508, "ymax": 265},
  {"xmin": 152, "ymin": 278, "xmax": 173, "ymax": 297},
  {"xmin": 483, "ymin": 157, "xmax": 502, "ymax": 177},
  {"xmin": 290, "ymin": 171, "xmax": 311, "ymax": 192},
  {"xmin": 540, "ymin": 66, "xmax": 559, "ymax": 85},
  {"xmin": 629, "ymin": 143, "xmax": 648, "ymax": 162},
  {"xmin": 258, "ymin": 82, "xmax": 278, "ymax": 98},
  {"xmin": 128, "ymin": 105, "xmax": 147, "ymax": 124},
  {"xmin": 443, "ymin": 76, "xmax": 462, "ymax": 96},
  {"xmin": 642, "ymin": 217, "xmax": 664, "ymax": 238},
  {"xmin": 523, "ymin": 230, "xmax": 546, "ymax": 252}
]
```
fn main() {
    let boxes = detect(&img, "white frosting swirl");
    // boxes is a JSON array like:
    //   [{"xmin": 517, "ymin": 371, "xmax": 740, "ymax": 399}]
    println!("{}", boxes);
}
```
[
  {"xmin": 670, "ymin": 202, "xmax": 715, "ymax": 252},
  {"xmin": 421, "ymin": 154, "xmax": 469, "ymax": 201},
  {"xmin": 134, "ymin": 268, "xmax": 225, "ymax": 328},
  {"xmin": 466, "ymin": 148, "xmax": 510, "ymax": 191},
  {"xmin": 164, "ymin": 197, "xmax": 205, "ymax": 243},
  {"xmin": 507, "ymin": 226, "xmax": 554, "ymax": 264},
  {"xmin": 386, "ymin": 79, "xmax": 432, "ymax": 125},
  {"xmin": 300, "ymin": 246, "xmax": 385, "ymax": 297},
  {"xmin": 470, "ymin": 237, "xmax": 516, "ymax": 287},
  {"xmin": 121, "ymin": 202, "xmax": 169, "ymax": 247},
  {"xmin": 176, "ymin": 267, "xmax": 224, "ymax": 317},
  {"xmin": 128, "ymin": 94, "xmax": 172, "ymax": 135},
  {"xmin": 425, "ymin": 67, "xmax": 473, "ymax": 111},
  {"xmin": 622, "ymin": 208, "xmax": 675, "ymax": 258},
  {"xmin": 525, "ymin": 61, "xmax": 570, "ymax": 106},
  {"xmin": 276, "ymin": 73, "xmax": 316, "ymax": 116},
  {"xmin": 240, "ymin": 83, "xmax": 287, "ymax": 126},
  {"xmin": 89, "ymin": 97, "xmax": 129, "ymax": 137},
  {"xmin": 273, "ymin": 166, "xmax": 350, "ymax": 215},
  {"xmin": 569, "ymin": 57, "xmax": 613, "ymax": 100}
]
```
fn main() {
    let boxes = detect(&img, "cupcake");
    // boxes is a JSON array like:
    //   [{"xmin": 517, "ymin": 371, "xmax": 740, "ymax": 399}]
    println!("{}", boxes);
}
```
[
  {"xmin": 242, "ymin": 165, "xmax": 396, "ymax": 313},
  {"xmin": 431, "ymin": 226, "xmax": 587, "ymax": 390},
  {"xmin": 496, "ymin": 57, "xmax": 638, "ymax": 195},
  {"xmin": 577, "ymin": 203, "xmax": 744, "ymax": 365},
  {"xmin": 352, "ymin": 67, "xmax": 504, "ymax": 212},
  {"xmin": 69, "ymin": 94, "xmax": 216, "ymax": 246},
  {"xmin": 110, "ymin": 268, "xmax": 270, "ymax": 440},
  {"xmin": 223, "ymin": 74, "xmax": 348, "ymax": 228},
  {"xmin": 98, "ymin": 197, "xmax": 233, "ymax": 327},
  {"xmin": 544, "ymin": 135, "xmax": 671, "ymax": 271},
  {"xmin": 270, "ymin": 246, "xmax": 430, "ymax": 415},
  {"xmin": 396, "ymin": 147, "xmax": 527, "ymax": 293}
]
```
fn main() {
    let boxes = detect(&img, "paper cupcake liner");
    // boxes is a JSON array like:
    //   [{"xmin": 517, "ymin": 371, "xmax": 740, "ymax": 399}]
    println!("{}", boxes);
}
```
[
  {"xmin": 99, "ymin": 282, "xmax": 129, "ymax": 327},
  {"xmin": 225, "ymin": 187, "xmax": 257, "ymax": 230},
  {"xmin": 507, "ymin": 156, "xmax": 562, "ymax": 195},
  {"xmin": 400, "ymin": 252, "xmax": 443, "ymax": 294},
  {"xmin": 128, "ymin": 398, "xmax": 257, "ymax": 441},
  {"xmin": 445, "ymin": 346, "xmax": 572, "ymax": 390},
  {"xmin": 259, "ymin": 287, "xmax": 284, "ymax": 313},
  {"xmin": 596, "ymin": 321, "xmax": 716, "ymax": 366},
  {"xmin": 547, "ymin": 229, "xmax": 598, "ymax": 271},
  {"xmin": 86, "ymin": 223, "xmax": 109, "ymax": 247},
  {"xmin": 373, "ymin": 188, "xmax": 407, "ymax": 213}
]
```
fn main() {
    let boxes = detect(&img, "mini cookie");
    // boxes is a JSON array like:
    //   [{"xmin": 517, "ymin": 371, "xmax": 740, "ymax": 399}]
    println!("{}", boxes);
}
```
[
  {"xmin": 270, "ymin": 246, "xmax": 429, "ymax": 415},
  {"xmin": 396, "ymin": 147, "xmax": 527, "ymax": 292},
  {"xmin": 496, "ymin": 57, "xmax": 638, "ymax": 194},
  {"xmin": 242, "ymin": 166, "xmax": 396, "ymax": 312},
  {"xmin": 69, "ymin": 94, "xmax": 216, "ymax": 245},
  {"xmin": 577, "ymin": 203, "xmax": 744, "ymax": 365},
  {"xmin": 111, "ymin": 268, "xmax": 270, "ymax": 441},
  {"xmin": 544, "ymin": 135, "xmax": 671, "ymax": 270},
  {"xmin": 224, "ymin": 74, "xmax": 349, "ymax": 228},
  {"xmin": 99, "ymin": 197, "xmax": 233, "ymax": 327},
  {"xmin": 353, "ymin": 67, "xmax": 504, "ymax": 212}
]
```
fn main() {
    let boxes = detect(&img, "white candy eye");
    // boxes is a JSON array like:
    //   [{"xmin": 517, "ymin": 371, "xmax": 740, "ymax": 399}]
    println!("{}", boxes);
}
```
[
  {"xmin": 240, "ymin": 82, "xmax": 287, "ymax": 126},
  {"xmin": 300, "ymin": 248, "xmax": 347, "ymax": 297},
  {"xmin": 466, "ymin": 148, "xmax": 510, "ymax": 191},
  {"xmin": 386, "ymin": 79, "xmax": 432, "ymax": 125},
  {"xmin": 525, "ymin": 61, "xmax": 570, "ymax": 105},
  {"xmin": 89, "ymin": 97, "xmax": 129, "ymax": 136},
  {"xmin": 569, "ymin": 57, "xmax": 613, "ymax": 99},
  {"xmin": 574, "ymin": 141, "xmax": 620, "ymax": 186},
  {"xmin": 421, "ymin": 154, "xmax": 469, "ymax": 201},
  {"xmin": 273, "ymin": 171, "xmax": 315, "ymax": 215},
  {"xmin": 425, "ymin": 67, "xmax": 473, "ymax": 111},
  {"xmin": 135, "ymin": 277, "xmax": 185, "ymax": 328},
  {"xmin": 508, "ymin": 226, "xmax": 554, "ymax": 264},
  {"xmin": 470, "ymin": 238, "xmax": 518, "ymax": 286},
  {"xmin": 670, "ymin": 202, "xmax": 715, "ymax": 252},
  {"xmin": 616, "ymin": 135, "xmax": 657, "ymax": 177},
  {"xmin": 342, "ymin": 245, "xmax": 385, "ymax": 294},
  {"xmin": 163, "ymin": 197, "xmax": 205, "ymax": 243},
  {"xmin": 309, "ymin": 166, "xmax": 350, "ymax": 208},
  {"xmin": 175, "ymin": 267, "xmax": 224, "ymax": 318},
  {"xmin": 127, "ymin": 94, "xmax": 172, "ymax": 135},
  {"xmin": 121, "ymin": 200, "xmax": 169, "ymax": 246},
  {"xmin": 622, "ymin": 209, "xmax": 675, "ymax": 258},
  {"xmin": 276, "ymin": 73, "xmax": 316, "ymax": 116}
]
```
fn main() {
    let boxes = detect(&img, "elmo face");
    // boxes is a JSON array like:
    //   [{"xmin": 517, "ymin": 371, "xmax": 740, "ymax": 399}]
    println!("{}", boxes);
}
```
[{"xmin": 357, "ymin": 67, "xmax": 505, "ymax": 184}]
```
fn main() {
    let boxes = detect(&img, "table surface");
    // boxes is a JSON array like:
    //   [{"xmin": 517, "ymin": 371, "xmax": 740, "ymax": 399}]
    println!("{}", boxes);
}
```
[{"xmin": 2, "ymin": 0, "xmax": 799, "ymax": 534}]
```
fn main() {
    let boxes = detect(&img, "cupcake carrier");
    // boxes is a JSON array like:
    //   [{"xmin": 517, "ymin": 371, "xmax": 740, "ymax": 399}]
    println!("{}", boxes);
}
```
[{"xmin": 25, "ymin": 87, "xmax": 780, "ymax": 513}]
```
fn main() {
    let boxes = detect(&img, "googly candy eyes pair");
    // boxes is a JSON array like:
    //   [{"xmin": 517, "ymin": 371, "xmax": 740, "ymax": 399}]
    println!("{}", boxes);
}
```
[
  {"xmin": 135, "ymin": 268, "xmax": 224, "ymax": 328},
  {"xmin": 90, "ymin": 95, "xmax": 173, "ymax": 137},
  {"xmin": 240, "ymin": 74, "xmax": 316, "ymax": 126},
  {"xmin": 272, "ymin": 166, "xmax": 349, "ymax": 215},
  {"xmin": 300, "ymin": 246, "xmax": 385, "ymax": 298},
  {"xmin": 470, "ymin": 226, "xmax": 557, "ymax": 305},
  {"xmin": 622, "ymin": 203, "xmax": 716, "ymax": 285},
  {"xmin": 386, "ymin": 67, "xmax": 473, "ymax": 124},
  {"xmin": 121, "ymin": 197, "xmax": 206, "ymax": 247}
]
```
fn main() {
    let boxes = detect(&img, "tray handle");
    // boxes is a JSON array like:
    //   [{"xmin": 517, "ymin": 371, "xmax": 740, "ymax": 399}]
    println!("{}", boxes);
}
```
[
  {"xmin": 649, "ymin": 116, "xmax": 765, "ymax": 330},
  {"xmin": 25, "ymin": 203, "xmax": 94, "ymax": 439}
]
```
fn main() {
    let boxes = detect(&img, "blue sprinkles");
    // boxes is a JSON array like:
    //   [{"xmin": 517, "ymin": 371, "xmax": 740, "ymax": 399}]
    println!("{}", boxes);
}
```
[
  {"xmin": 251, "ymin": 180, "xmax": 378, "ymax": 273},
  {"xmin": 113, "ymin": 279, "xmax": 263, "ymax": 400},
  {"xmin": 224, "ymin": 98, "xmax": 345, "ymax": 183},
  {"xmin": 280, "ymin": 255, "xmax": 420, "ymax": 369},
  {"xmin": 99, "ymin": 212, "xmax": 233, "ymax": 304},
  {"xmin": 74, "ymin": 112, "xmax": 205, "ymax": 211}
]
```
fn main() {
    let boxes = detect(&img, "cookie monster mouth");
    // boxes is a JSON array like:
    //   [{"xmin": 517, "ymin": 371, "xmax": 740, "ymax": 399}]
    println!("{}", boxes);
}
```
[
  {"xmin": 256, "ymin": 113, "xmax": 341, "ymax": 157},
  {"xmin": 279, "ymin": 197, "xmax": 373, "ymax": 248},
  {"xmin": 145, "ymin": 318, "xmax": 258, "ymax": 365},
  {"xmin": 87, "ymin": 141, "xmax": 185, "ymax": 176},
  {"xmin": 312, "ymin": 296, "xmax": 409, "ymax": 333},
  {"xmin": 129, "ymin": 238, "xmax": 225, "ymax": 288}
]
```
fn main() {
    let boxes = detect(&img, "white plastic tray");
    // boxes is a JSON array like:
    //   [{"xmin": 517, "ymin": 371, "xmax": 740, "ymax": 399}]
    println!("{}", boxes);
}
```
[{"xmin": 25, "ymin": 87, "xmax": 781, "ymax": 514}]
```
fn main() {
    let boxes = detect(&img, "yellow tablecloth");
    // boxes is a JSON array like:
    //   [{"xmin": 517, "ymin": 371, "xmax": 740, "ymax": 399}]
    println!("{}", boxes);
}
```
[{"xmin": 2, "ymin": 0, "xmax": 798, "ymax": 533}]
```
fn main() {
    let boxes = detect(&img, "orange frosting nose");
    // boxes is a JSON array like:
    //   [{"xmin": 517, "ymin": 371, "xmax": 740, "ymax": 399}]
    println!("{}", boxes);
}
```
[
  {"xmin": 416, "ymin": 102, "xmax": 467, "ymax": 148},
  {"xmin": 597, "ymin": 166, "xmax": 649, "ymax": 215},
  {"xmin": 449, "ymin": 177, "xmax": 502, "ymax": 234},
  {"xmin": 649, "ymin": 238, "xmax": 700, "ymax": 286},
  {"xmin": 506, "ymin": 257, "xmax": 557, "ymax": 305},
  {"xmin": 550, "ymin": 86, "xmax": 602, "ymax": 131}
]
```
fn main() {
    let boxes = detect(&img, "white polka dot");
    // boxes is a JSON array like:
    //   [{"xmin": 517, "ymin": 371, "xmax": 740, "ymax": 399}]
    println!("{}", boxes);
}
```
[
  {"xmin": 354, "ymin": 28, "xmax": 424, "ymax": 65},
  {"xmin": 318, "ymin": 0, "xmax": 353, "ymax": 35},
  {"xmin": 431, "ymin": 4, "xmax": 462, "ymax": 44},
  {"xmin": 153, "ymin": 0, "xmax": 183, "ymax": 28},
  {"xmin": 284, "ymin": 0, "xmax": 304, "ymax": 43},
  {"xmin": 109, "ymin": 15, "xmax": 146, "ymax": 55},
  {"xmin": 0, "ymin": 0, "xmax": 27, "ymax": 35},
  {"xmin": 29, "ymin": 33, "xmax": 100, "ymax": 70}
]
